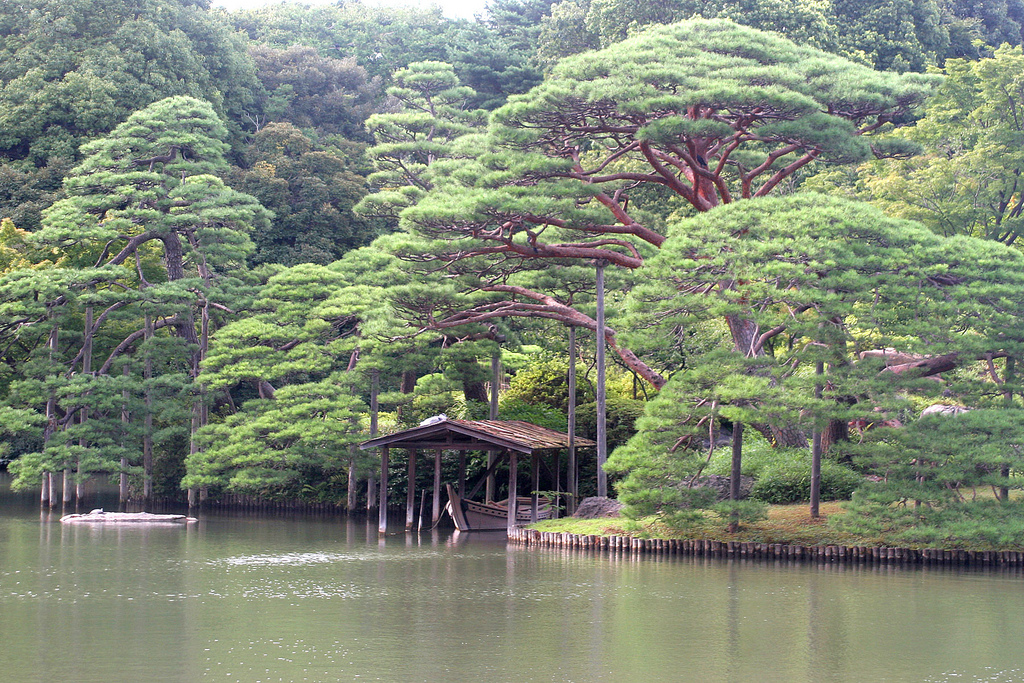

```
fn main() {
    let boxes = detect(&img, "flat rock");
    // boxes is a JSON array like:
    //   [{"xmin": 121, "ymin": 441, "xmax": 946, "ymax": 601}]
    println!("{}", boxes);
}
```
[{"xmin": 60, "ymin": 511, "xmax": 197, "ymax": 524}]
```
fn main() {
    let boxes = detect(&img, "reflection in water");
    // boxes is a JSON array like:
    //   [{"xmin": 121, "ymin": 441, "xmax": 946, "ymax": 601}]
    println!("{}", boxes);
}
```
[{"xmin": 1, "ymin": 484, "xmax": 1024, "ymax": 682}]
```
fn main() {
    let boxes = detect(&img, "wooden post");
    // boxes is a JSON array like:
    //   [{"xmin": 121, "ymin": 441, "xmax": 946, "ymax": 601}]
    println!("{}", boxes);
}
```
[
  {"xmin": 531, "ymin": 453, "xmax": 540, "ymax": 523},
  {"xmin": 810, "ymin": 360, "xmax": 824, "ymax": 518},
  {"xmin": 120, "ymin": 362, "xmax": 130, "ymax": 507},
  {"xmin": 378, "ymin": 447, "xmax": 390, "ymax": 534},
  {"xmin": 367, "ymin": 369, "xmax": 379, "ymax": 511},
  {"xmin": 347, "ymin": 446, "xmax": 358, "ymax": 512},
  {"xmin": 595, "ymin": 261, "xmax": 608, "ymax": 498},
  {"xmin": 77, "ymin": 305, "xmax": 94, "ymax": 504},
  {"xmin": 143, "ymin": 314, "xmax": 154, "ymax": 503},
  {"xmin": 729, "ymin": 422, "xmax": 743, "ymax": 533},
  {"xmin": 432, "ymin": 449, "xmax": 442, "ymax": 525},
  {"xmin": 490, "ymin": 353, "xmax": 500, "ymax": 419},
  {"xmin": 568, "ymin": 326, "xmax": 577, "ymax": 514},
  {"xmin": 43, "ymin": 320, "xmax": 58, "ymax": 508},
  {"xmin": 507, "ymin": 450, "xmax": 518, "ymax": 532},
  {"xmin": 405, "ymin": 448, "xmax": 417, "ymax": 531},
  {"xmin": 554, "ymin": 452, "xmax": 561, "ymax": 519},
  {"xmin": 486, "ymin": 354, "xmax": 500, "ymax": 502},
  {"xmin": 1002, "ymin": 355, "xmax": 1015, "ymax": 501}
]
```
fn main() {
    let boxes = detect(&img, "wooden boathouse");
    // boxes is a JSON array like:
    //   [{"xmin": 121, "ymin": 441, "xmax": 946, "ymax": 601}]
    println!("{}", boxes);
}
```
[{"xmin": 358, "ymin": 417, "xmax": 593, "ymax": 535}]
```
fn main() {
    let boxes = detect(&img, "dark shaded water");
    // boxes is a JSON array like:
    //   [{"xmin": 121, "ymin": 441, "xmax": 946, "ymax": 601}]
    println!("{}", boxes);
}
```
[{"xmin": 2, "ymin": 481, "xmax": 1024, "ymax": 682}]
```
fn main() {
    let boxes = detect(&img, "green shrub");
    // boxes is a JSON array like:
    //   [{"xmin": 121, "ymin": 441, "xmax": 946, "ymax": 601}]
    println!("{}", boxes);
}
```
[
  {"xmin": 704, "ymin": 437, "xmax": 799, "ymax": 478},
  {"xmin": 751, "ymin": 458, "xmax": 862, "ymax": 504}
]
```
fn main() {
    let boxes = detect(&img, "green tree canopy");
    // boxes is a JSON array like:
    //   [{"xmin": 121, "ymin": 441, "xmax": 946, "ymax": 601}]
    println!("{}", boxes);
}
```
[
  {"xmin": 399, "ymin": 19, "xmax": 938, "ymax": 387},
  {"xmin": 0, "ymin": 0, "xmax": 260, "ymax": 163}
]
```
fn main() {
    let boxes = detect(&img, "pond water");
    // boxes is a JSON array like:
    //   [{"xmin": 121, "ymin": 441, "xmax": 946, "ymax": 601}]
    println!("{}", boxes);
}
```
[{"xmin": 2, "ymin": 482, "xmax": 1023, "ymax": 683}]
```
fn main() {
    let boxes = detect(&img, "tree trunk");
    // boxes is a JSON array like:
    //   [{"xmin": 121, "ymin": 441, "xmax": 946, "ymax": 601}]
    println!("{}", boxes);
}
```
[
  {"xmin": 821, "ymin": 419, "xmax": 849, "ymax": 456},
  {"xmin": 726, "ymin": 314, "xmax": 808, "ymax": 447}
]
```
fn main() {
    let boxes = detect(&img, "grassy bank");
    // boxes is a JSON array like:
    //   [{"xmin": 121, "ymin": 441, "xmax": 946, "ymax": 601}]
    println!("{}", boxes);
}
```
[{"xmin": 530, "ymin": 502, "xmax": 882, "ymax": 548}]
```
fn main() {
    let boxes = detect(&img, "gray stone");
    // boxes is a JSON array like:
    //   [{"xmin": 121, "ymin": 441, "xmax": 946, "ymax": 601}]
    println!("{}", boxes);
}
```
[{"xmin": 573, "ymin": 496, "xmax": 625, "ymax": 519}]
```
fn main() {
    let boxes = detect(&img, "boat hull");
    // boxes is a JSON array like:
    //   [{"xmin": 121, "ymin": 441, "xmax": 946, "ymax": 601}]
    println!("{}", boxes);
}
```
[{"xmin": 445, "ymin": 485, "xmax": 550, "ymax": 531}]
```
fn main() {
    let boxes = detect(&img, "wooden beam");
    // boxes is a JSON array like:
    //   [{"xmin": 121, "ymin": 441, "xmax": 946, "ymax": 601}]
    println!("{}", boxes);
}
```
[{"xmin": 378, "ymin": 447, "xmax": 389, "ymax": 535}]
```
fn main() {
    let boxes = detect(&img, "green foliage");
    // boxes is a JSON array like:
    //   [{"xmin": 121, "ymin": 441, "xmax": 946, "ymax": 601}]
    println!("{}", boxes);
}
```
[
  {"xmin": 711, "ymin": 498, "xmax": 769, "ymax": 526},
  {"xmin": 844, "ymin": 46, "xmax": 1024, "ymax": 246},
  {"xmin": 749, "ymin": 456, "xmax": 862, "ymax": 504},
  {"xmin": 830, "ymin": 409, "xmax": 1024, "ymax": 547},
  {"xmin": 185, "ymin": 374, "xmax": 366, "ymax": 495},
  {"xmin": 246, "ymin": 44, "xmax": 379, "ymax": 139},
  {"xmin": 230, "ymin": 3, "xmax": 541, "ymax": 111},
  {"xmin": 0, "ymin": 0, "xmax": 261, "ymax": 162},
  {"xmin": 356, "ymin": 61, "xmax": 486, "ymax": 224},
  {"xmin": 505, "ymin": 357, "xmax": 592, "ymax": 412},
  {"xmin": 226, "ymin": 123, "xmax": 378, "ymax": 265},
  {"xmin": 575, "ymin": 396, "xmax": 646, "ymax": 453},
  {"xmin": 542, "ymin": 0, "xmax": 978, "ymax": 71}
]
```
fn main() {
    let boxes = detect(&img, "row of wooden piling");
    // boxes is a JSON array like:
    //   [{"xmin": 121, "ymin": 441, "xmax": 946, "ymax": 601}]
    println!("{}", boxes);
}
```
[
  {"xmin": 507, "ymin": 527, "xmax": 1024, "ymax": 567},
  {"xmin": 198, "ymin": 494, "xmax": 346, "ymax": 513}
]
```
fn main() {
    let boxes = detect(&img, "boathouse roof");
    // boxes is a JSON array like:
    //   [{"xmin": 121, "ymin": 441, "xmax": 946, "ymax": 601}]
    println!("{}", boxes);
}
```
[{"xmin": 358, "ymin": 417, "xmax": 595, "ymax": 454}]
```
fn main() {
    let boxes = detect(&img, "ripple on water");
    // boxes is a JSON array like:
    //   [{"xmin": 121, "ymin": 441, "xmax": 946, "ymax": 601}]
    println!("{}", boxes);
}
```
[{"xmin": 925, "ymin": 669, "xmax": 1024, "ymax": 682}]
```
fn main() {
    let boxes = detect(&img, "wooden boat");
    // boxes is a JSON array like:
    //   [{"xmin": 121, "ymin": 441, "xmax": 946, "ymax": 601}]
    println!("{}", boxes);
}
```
[
  {"xmin": 445, "ymin": 484, "xmax": 551, "ymax": 531},
  {"xmin": 60, "ymin": 510, "xmax": 197, "ymax": 525}
]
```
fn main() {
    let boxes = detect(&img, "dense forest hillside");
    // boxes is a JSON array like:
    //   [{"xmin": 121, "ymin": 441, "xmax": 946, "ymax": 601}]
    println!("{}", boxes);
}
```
[{"xmin": 2, "ymin": 0, "xmax": 1024, "ymax": 545}]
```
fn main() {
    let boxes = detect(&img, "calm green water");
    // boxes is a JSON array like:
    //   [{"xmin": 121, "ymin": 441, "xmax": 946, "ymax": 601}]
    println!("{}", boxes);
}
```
[{"xmin": 2, "ymin": 487, "xmax": 1024, "ymax": 682}]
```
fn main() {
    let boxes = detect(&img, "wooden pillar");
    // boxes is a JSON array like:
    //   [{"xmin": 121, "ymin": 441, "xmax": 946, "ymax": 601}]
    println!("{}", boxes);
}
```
[
  {"xmin": 378, "ymin": 447, "xmax": 389, "ymax": 535},
  {"xmin": 405, "ymin": 448, "xmax": 417, "ymax": 531},
  {"xmin": 432, "ymin": 449, "xmax": 442, "ymax": 525},
  {"xmin": 595, "ymin": 261, "xmax": 608, "ymax": 498},
  {"xmin": 567, "ymin": 325, "xmax": 577, "ymax": 514},
  {"xmin": 531, "ymin": 453, "xmax": 540, "ymax": 523},
  {"xmin": 507, "ymin": 450, "xmax": 518, "ymax": 532}
]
